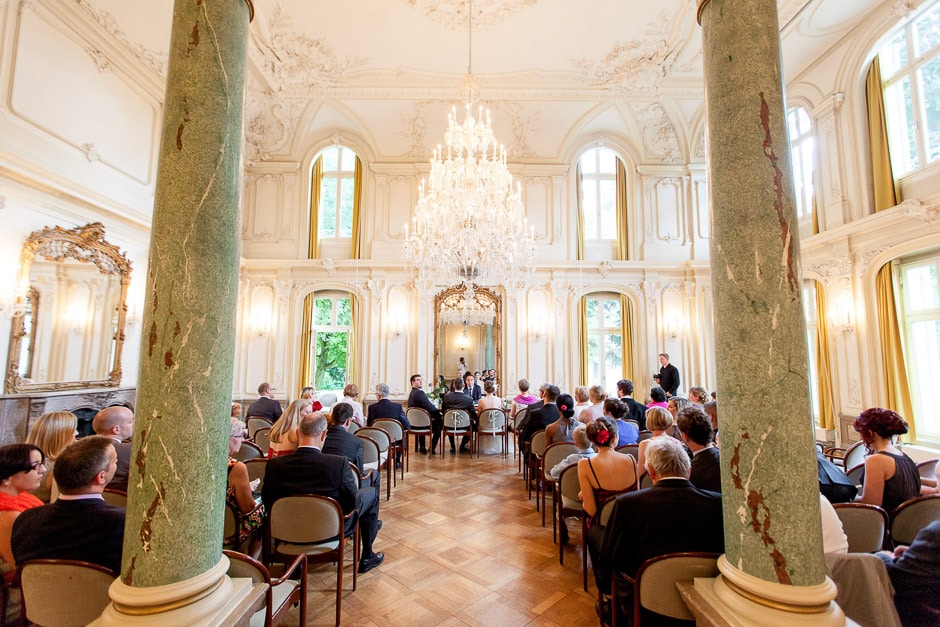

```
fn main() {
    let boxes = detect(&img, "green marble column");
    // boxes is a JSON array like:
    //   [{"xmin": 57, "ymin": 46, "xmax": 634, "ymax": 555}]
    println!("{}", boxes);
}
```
[
  {"xmin": 698, "ymin": 0, "xmax": 826, "ymax": 589},
  {"xmin": 122, "ymin": 0, "xmax": 251, "ymax": 588}
]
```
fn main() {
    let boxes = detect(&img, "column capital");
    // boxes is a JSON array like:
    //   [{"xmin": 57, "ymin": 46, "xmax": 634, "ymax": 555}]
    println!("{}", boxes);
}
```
[{"xmin": 696, "ymin": 0, "xmax": 711, "ymax": 24}]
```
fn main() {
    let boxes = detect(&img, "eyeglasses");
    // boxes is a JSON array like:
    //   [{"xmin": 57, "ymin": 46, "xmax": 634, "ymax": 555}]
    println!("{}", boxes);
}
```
[{"xmin": 25, "ymin": 460, "xmax": 44, "ymax": 472}]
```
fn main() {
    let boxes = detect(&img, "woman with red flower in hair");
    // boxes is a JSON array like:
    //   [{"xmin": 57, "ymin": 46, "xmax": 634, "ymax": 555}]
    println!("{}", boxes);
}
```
[
  {"xmin": 577, "ymin": 416, "xmax": 637, "ymax": 522},
  {"xmin": 854, "ymin": 407, "xmax": 920, "ymax": 512},
  {"xmin": 545, "ymin": 393, "xmax": 578, "ymax": 444}
]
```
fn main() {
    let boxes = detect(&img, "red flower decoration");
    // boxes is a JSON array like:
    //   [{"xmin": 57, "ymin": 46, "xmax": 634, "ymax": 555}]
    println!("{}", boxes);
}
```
[
  {"xmin": 596, "ymin": 429, "xmax": 610, "ymax": 445},
  {"xmin": 559, "ymin": 404, "xmax": 568, "ymax": 411}
]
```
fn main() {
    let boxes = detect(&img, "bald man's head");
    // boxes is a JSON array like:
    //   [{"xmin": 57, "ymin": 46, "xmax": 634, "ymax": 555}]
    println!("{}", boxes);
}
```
[{"xmin": 92, "ymin": 406, "xmax": 135, "ymax": 441}]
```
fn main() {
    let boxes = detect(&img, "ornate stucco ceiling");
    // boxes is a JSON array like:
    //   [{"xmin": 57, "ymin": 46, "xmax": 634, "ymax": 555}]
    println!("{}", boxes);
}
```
[{"xmin": 76, "ymin": 0, "xmax": 887, "ymax": 165}]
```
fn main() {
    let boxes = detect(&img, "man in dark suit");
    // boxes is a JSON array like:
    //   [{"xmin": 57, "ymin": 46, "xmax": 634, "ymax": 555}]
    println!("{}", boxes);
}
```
[
  {"xmin": 367, "ymin": 383, "xmax": 410, "ymax": 466},
  {"xmin": 246, "ymin": 382, "xmax": 283, "ymax": 422},
  {"xmin": 92, "ymin": 405, "xmax": 134, "ymax": 492},
  {"xmin": 323, "ymin": 403, "xmax": 374, "ymax": 485},
  {"xmin": 521, "ymin": 384, "xmax": 560, "ymax": 446},
  {"xmin": 595, "ymin": 436, "xmax": 723, "ymax": 624},
  {"xmin": 657, "ymin": 353, "xmax": 680, "ymax": 398},
  {"xmin": 462, "ymin": 373, "xmax": 482, "ymax": 403},
  {"xmin": 12, "ymin": 436, "xmax": 125, "ymax": 573},
  {"xmin": 616, "ymin": 379, "xmax": 648, "ymax": 430},
  {"xmin": 262, "ymin": 413, "xmax": 384, "ymax": 573},
  {"xmin": 677, "ymin": 406, "xmax": 722, "ymax": 493},
  {"xmin": 879, "ymin": 520, "xmax": 940, "ymax": 625},
  {"xmin": 408, "ymin": 374, "xmax": 441, "ymax": 454},
  {"xmin": 438, "ymin": 376, "xmax": 477, "ymax": 454}
]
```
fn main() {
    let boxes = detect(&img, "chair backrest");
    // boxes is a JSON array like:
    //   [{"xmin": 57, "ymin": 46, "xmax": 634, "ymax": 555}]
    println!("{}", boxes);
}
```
[
  {"xmin": 637, "ymin": 430, "xmax": 654, "ymax": 442},
  {"xmin": 359, "ymin": 436, "xmax": 380, "ymax": 465},
  {"xmin": 319, "ymin": 392, "xmax": 338, "ymax": 408},
  {"xmin": 372, "ymin": 419, "xmax": 404, "ymax": 441},
  {"xmin": 845, "ymin": 462, "xmax": 864, "ymax": 488},
  {"xmin": 348, "ymin": 420, "xmax": 361, "ymax": 433},
  {"xmin": 269, "ymin": 494, "xmax": 344, "ymax": 546},
  {"xmin": 478, "ymin": 408, "xmax": 506, "ymax": 432},
  {"xmin": 513, "ymin": 407, "xmax": 529, "ymax": 430},
  {"xmin": 616, "ymin": 444, "xmax": 639, "ymax": 460},
  {"xmin": 357, "ymin": 427, "xmax": 390, "ymax": 452},
  {"xmin": 243, "ymin": 458, "xmax": 267, "ymax": 491},
  {"xmin": 530, "ymin": 430, "xmax": 548, "ymax": 458},
  {"xmin": 253, "ymin": 427, "xmax": 271, "ymax": 452},
  {"xmin": 247, "ymin": 417, "xmax": 273, "ymax": 439},
  {"xmin": 843, "ymin": 441, "xmax": 867, "ymax": 470},
  {"xmin": 443, "ymin": 409, "xmax": 471, "ymax": 430},
  {"xmin": 102, "ymin": 488, "xmax": 127, "ymax": 508},
  {"xmin": 635, "ymin": 553, "xmax": 720, "ymax": 620},
  {"xmin": 406, "ymin": 407, "xmax": 432, "ymax": 429},
  {"xmin": 223, "ymin": 501, "xmax": 238, "ymax": 545},
  {"xmin": 639, "ymin": 472, "xmax": 653, "ymax": 490},
  {"xmin": 916, "ymin": 459, "xmax": 938, "ymax": 483},
  {"xmin": 833, "ymin": 502, "xmax": 888, "ymax": 553},
  {"xmin": 890, "ymin": 494, "xmax": 940, "ymax": 545},
  {"xmin": 543, "ymin": 443, "xmax": 579, "ymax": 480},
  {"xmin": 233, "ymin": 440, "xmax": 265, "ymax": 462},
  {"xmin": 20, "ymin": 559, "xmax": 117, "ymax": 627},
  {"xmin": 559, "ymin": 464, "xmax": 583, "ymax": 511}
]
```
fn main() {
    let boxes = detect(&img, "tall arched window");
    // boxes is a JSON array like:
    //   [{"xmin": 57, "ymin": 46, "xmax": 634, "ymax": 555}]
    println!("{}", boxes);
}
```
[
  {"xmin": 580, "ymin": 292, "xmax": 633, "ymax": 391},
  {"xmin": 898, "ymin": 251, "xmax": 940, "ymax": 443},
  {"xmin": 309, "ymin": 145, "xmax": 362, "ymax": 259},
  {"xmin": 577, "ymin": 147, "xmax": 628, "ymax": 260},
  {"xmin": 299, "ymin": 291, "xmax": 357, "ymax": 395},
  {"xmin": 787, "ymin": 106, "xmax": 815, "ymax": 220}
]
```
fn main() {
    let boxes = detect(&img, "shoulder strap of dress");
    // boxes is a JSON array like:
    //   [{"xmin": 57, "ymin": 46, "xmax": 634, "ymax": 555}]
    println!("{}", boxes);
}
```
[{"xmin": 587, "ymin": 457, "xmax": 602, "ymax": 489}]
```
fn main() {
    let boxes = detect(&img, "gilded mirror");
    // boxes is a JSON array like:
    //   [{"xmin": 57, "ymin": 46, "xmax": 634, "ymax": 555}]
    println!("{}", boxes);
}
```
[
  {"xmin": 5, "ymin": 223, "xmax": 131, "ymax": 392},
  {"xmin": 433, "ymin": 285, "xmax": 501, "ymax": 384}
]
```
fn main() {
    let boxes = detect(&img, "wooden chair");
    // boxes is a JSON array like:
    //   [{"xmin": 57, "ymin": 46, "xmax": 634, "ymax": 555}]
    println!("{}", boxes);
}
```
[
  {"xmin": 405, "ymin": 407, "xmax": 433, "ymax": 465},
  {"xmin": 639, "ymin": 473, "xmax": 653, "ymax": 490},
  {"xmin": 244, "ymin": 457, "xmax": 268, "ymax": 492},
  {"xmin": 254, "ymin": 427, "xmax": 272, "ymax": 453},
  {"xmin": 102, "ymin": 487, "xmax": 127, "ymax": 507},
  {"xmin": 542, "ymin": 442, "xmax": 578, "ymax": 527},
  {"xmin": 637, "ymin": 430, "xmax": 654, "ymax": 443},
  {"xmin": 916, "ymin": 458, "xmax": 938, "ymax": 488},
  {"xmin": 557, "ymin": 464, "xmax": 590, "ymax": 590},
  {"xmin": 318, "ymin": 392, "xmax": 338, "ymax": 409},
  {"xmin": 347, "ymin": 461, "xmax": 376, "ymax": 490},
  {"xmin": 20, "ymin": 559, "xmax": 117, "ymax": 627},
  {"xmin": 527, "ymin": 430, "xmax": 548, "ymax": 504},
  {"xmin": 441, "ymin": 409, "xmax": 474, "ymax": 457},
  {"xmin": 827, "ymin": 440, "xmax": 866, "ymax": 471},
  {"xmin": 514, "ymin": 407, "xmax": 530, "ymax": 469},
  {"xmin": 372, "ymin": 419, "xmax": 406, "ymax": 481},
  {"xmin": 477, "ymin": 408, "xmax": 509, "ymax": 457},
  {"xmin": 356, "ymin": 427, "xmax": 393, "ymax": 500},
  {"xmin": 616, "ymin": 444, "xmax": 639, "ymax": 462},
  {"xmin": 845, "ymin": 462, "xmax": 865, "ymax": 488},
  {"xmin": 832, "ymin": 502, "xmax": 889, "ymax": 553},
  {"xmin": 233, "ymin": 440, "xmax": 265, "ymax": 462},
  {"xmin": 223, "ymin": 500, "xmax": 240, "ymax": 549},
  {"xmin": 264, "ymin": 494, "xmax": 358, "ymax": 627},
  {"xmin": 225, "ymin": 549, "xmax": 307, "ymax": 627},
  {"xmin": 611, "ymin": 552, "xmax": 720, "ymax": 627},
  {"xmin": 358, "ymin": 436, "xmax": 383, "ymax": 495},
  {"xmin": 247, "ymin": 417, "xmax": 274, "ymax": 440},
  {"xmin": 890, "ymin": 494, "xmax": 940, "ymax": 546}
]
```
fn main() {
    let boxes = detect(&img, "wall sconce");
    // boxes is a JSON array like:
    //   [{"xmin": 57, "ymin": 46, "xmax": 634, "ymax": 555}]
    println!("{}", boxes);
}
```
[
  {"xmin": 828, "ymin": 299, "xmax": 855, "ymax": 334},
  {"xmin": 248, "ymin": 288, "xmax": 274, "ymax": 338},
  {"xmin": 529, "ymin": 315, "xmax": 547, "ymax": 342},
  {"xmin": 664, "ymin": 314, "xmax": 682, "ymax": 339},
  {"xmin": 63, "ymin": 301, "xmax": 89, "ymax": 334},
  {"xmin": 0, "ymin": 277, "xmax": 28, "ymax": 319},
  {"xmin": 388, "ymin": 315, "xmax": 404, "ymax": 339},
  {"xmin": 125, "ymin": 281, "xmax": 145, "ymax": 327},
  {"xmin": 457, "ymin": 327, "xmax": 469, "ymax": 351}
]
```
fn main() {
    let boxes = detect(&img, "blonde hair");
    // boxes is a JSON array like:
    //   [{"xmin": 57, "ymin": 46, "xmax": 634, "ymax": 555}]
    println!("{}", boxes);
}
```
[
  {"xmin": 26, "ymin": 411, "xmax": 77, "ymax": 462},
  {"xmin": 270, "ymin": 399, "xmax": 312, "ymax": 443},
  {"xmin": 646, "ymin": 406, "xmax": 674, "ymax": 432},
  {"xmin": 574, "ymin": 386, "xmax": 589, "ymax": 403}
]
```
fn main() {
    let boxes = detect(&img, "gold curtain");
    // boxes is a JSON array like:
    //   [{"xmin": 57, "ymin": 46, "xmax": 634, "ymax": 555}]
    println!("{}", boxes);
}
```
[
  {"xmin": 351, "ymin": 156, "xmax": 363, "ymax": 259},
  {"xmin": 813, "ymin": 281, "xmax": 835, "ymax": 430},
  {"xmin": 615, "ymin": 158, "xmax": 629, "ymax": 260},
  {"xmin": 575, "ymin": 162, "xmax": 585, "ymax": 260},
  {"xmin": 876, "ymin": 263, "xmax": 916, "ymax": 442},
  {"xmin": 298, "ymin": 293, "xmax": 315, "ymax": 394},
  {"xmin": 579, "ymin": 296, "xmax": 589, "ymax": 386},
  {"xmin": 348, "ymin": 296, "xmax": 359, "ymax": 388},
  {"xmin": 308, "ymin": 157, "xmax": 323, "ymax": 259},
  {"xmin": 866, "ymin": 58, "xmax": 899, "ymax": 212},
  {"xmin": 811, "ymin": 196, "xmax": 819, "ymax": 235},
  {"xmin": 621, "ymin": 294, "xmax": 633, "ymax": 381}
]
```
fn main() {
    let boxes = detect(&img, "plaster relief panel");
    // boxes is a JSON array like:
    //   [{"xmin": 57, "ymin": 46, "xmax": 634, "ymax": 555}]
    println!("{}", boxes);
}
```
[
  {"xmin": 387, "ymin": 176, "xmax": 416, "ymax": 242},
  {"xmin": 691, "ymin": 174, "xmax": 709, "ymax": 241},
  {"xmin": 646, "ymin": 178, "xmax": 685, "ymax": 244},
  {"xmin": 247, "ymin": 175, "xmax": 283, "ymax": 241},
  {"xmin": 10, "ymin": 5, "xmax": 157, "ymax": 184},
  {"xmin": 523, "ymin": 177, "xmax": 551, "ymax": 242}
]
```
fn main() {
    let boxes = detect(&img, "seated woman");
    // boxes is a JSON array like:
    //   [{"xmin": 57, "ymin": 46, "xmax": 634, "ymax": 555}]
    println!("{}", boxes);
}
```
[
  {"xmin": 578, "ymin": 417, "xmax": 637, "ymax": 522},
  {"xmin": 545, "ymin": 394, "xmax": 578, "ymax": 444},
  {"xmin": 25, "ymin": 411, "xmax": 77, "ymax": 502},
  {"xmin": 578, "ymin": 385, "xmax": 607, "ymax": 424},
  {"xmin": 299, "ymin": 387, "xmax": 324, "ymax": 411},
  {"xmin": 478, "ymin": 380, "xmax": 502, "ymax": 411},
  {"xmin": 511, "ymin": 379, "xmax": 539, "ymax": 418},
  {"xmin": 688, "ymin": 386, "xmax": 708, "ymax": 406},
  {"xmin": 552, "ymin": 425, "xmax": 597, "ymax": 544},
  {"xmin": 854, "ymin": 408, "xmax": 920, "ymax": 512},
  {"xmin": 226, "ymin": 418, "xmax": 265, "ymax": 557},
  {"xmin": 573, "ymin": 386, "xmax": 591, "ymax": 418},
  {"xmin": 268, "ymin": 398, "xmax": 313, "ymax": 457},
  {"xmin": 0, "ymin": 444, "xmax": 46, "ymax": 623},
  {"xmin": 666, "ymin": 396, "xmax": 692, "ymax": 420},
  {"xmin": 603, "ymin": 399, "xmax": 638, "ymax": 445},
  {"xmin": 335, "ymin": 383, "xmax": 366, "ymax": 428},
  {"xmin": 646, "ymin": 386, "xmax": 669, "ymax": 409},
  {"xmin": 637, "ymin": 406, "xmax": 673, "ymax": 480}
]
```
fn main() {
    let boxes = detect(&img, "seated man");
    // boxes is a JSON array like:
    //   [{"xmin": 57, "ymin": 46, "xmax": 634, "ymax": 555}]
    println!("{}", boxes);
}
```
[
  {"xmin": 616, "ymin": 379, "xmax": 648, "ymax": 430},
  {"xmin": 12, "ymin": 436, "xmax": 125, "ymax": 573},
  {"xmin": 595, "ymin": 436, "xmax": 724, "ymax": 624},
  {"xmin": 92, "ymin": 405, "xmax": 134, "ymax": 492},
  {"xmin": 262, "ymin": 413, "xmax": 384, "ymax": 574},
  {"xmin": 438, "ymin": 376, "xmax": 477, "ymax": 454},
  {"xmin": 323, "ymin": 403, "xmax": 376, "ymax": 487},
  {"xmin": 676, "ymin": 406, "xmax": 721, "ymax": 493},
  {"xmin": 367, "ymin": 383, "xmax": 411, "ymax": 467},
  {"xmin": 246, "ymin": 381, "xmax": 283, "ymax": 422},
  {"xmin": 879, "ymin": 519, "xmax": 940, "ymax": 626},
  {"xmin": 408, "ymin": 374, "xmax": 441, "ymax": 454}
]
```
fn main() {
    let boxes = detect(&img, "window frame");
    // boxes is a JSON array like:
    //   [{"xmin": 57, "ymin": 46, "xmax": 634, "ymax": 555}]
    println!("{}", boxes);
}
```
[
  {"xmin": 310, "ymin": 292, "xmax": 352, "ymax": 394},
  {"xmin": 584, "ymin": 292, "xmax": 624, "ymax": 393},
  {"xmin": 787, "ymin": 106, "xmax": 816, "ymax": 221},
  {"xmin": 578, "ymin": 147, "xmax": 619, "ymax": 242},
  {"xmin": 314, "ymin": 145, "xmax": 357, "ymax": 241}
]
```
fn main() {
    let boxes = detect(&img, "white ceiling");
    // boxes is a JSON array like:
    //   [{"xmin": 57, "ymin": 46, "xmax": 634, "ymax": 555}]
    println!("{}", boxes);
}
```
[{"xmin": 78, "ymin": 0, "xmax": 886, "ymax": 165}]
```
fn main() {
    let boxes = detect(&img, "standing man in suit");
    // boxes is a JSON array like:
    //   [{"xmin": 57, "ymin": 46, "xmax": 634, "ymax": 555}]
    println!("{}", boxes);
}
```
[
  {"xmin": 676, "ymin": 406, "xmax": 721, "ymax": 493},
  {"xmin": 246, "ymin": 382, "xmax": 283, "ymax": 422},
  {"xmin": 439, "ymin": 376, "xmax": 477, "ymax": 454},
  {"xmin": 92, "ymin": 406, "xmax": 134, "ymax": 492},
  {"xmin": 594, "ymin": 436, "xmax": 723, "ymax": 623},
  {"xmin": 12, "ymin": 436, "xmax": 125, "ymax": 573},
  {"xmin": 463, "ymin": 372, "xmax": 482, "ymax": 403},
  {"xmin": 615, "ymin": 379, "xmax": 648, "ymax": 430},
  {"xmin": 408, "ymin": 374, "xmax": 441, "ymax": 454},
  {"xmin": 262, "ymin": 413, "xmax": 384, "ymax": 573},
  {"xmin": 323, "ymin": 403, "xmax": 373, "ymax": 485},
  {"xmin": 657, "ymin": 353, "xmax": 680, "ymax": 398}
]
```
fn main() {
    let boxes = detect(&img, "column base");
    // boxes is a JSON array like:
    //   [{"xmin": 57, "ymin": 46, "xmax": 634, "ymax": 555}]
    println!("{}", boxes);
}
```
[
  {"xmin": 682, "ymin": 555, "xmax": 849, "ymax": 626},
  {"xmin": 93, "ymin": 556, "xmax": 266, "ymax": 626}
]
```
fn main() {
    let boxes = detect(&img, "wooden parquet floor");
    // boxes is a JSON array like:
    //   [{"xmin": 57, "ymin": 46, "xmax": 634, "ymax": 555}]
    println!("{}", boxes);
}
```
[{"xmin": 284, "ymin": 448, "xmax": 599, "ymax": 626}]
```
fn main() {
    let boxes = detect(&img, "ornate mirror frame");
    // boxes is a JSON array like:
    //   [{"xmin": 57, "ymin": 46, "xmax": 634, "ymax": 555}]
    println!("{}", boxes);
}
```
[
  {"xmin": 5, "ymin": 223, "xmax": 132, "ymax": 393},
  {"xmin": 433, "ymin": 285, "xmax": 501, "ymax": 382}
]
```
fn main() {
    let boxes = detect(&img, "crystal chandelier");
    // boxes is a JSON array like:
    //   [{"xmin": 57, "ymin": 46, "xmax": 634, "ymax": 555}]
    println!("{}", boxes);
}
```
[
  {"xmin": 403, "ymin": 2, "xmax": 535, "ymax": 290},
  {"xmin": 440, "ymin": 285, "xmax": 496, "ymax": 327}
]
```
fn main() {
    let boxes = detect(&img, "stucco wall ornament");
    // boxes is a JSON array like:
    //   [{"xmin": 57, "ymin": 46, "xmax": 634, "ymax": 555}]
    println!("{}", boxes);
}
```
[
  {"xmin": 892, "ymin": 0, "xmax": 920, "ymax": 18},
  {"xmin": 897, "ymin": 199, "xmax": 940, "ymax": 224},
  {"xmin": 631, "ymin": 102, "xmax": 683, "ymax": 163},
  {"xmin": 244, "ymin": 89, "xmax": 304, "ymax": 163},
  {"xmin": 403, "ymin": 0, "xmax": 538, "ymax": 30},
  {"xmin": 251, "ymin": 3, "xmax": 366, "ymax": 94},
  {"xmin": 497, "ymin": 102, "xmax": 540, "ymax": 159},
  {"xmin": 398, "ymin": 101, "xmax": 437, "ymax": 158},
  {"xmin": 321, "ymin": 258, "xmax": 337, "ymax": 277},
  {"xmin": 75, "ymin": 1, "xmax": 168, "ymax": 76}
]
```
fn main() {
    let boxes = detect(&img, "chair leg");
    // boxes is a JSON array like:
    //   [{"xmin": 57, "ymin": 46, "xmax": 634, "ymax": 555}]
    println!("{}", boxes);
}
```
[
  {"xmin": 400, "ymin": 443, "xmax": 406, "ymax": 480},
  {"xmin": 582, "ymin": 515, "xmax": 589, "ymax": 592},
  {"xmin": 541, "ymin": 476, "xmax": 547, "ymax": 526},
  {"xmin": 552, "ymin": 485, "xmax": 557, "ymax": 541},
  {"xmin": 336, "ymin": 542, "xmax": 343, "ymax": 627},
  {"xmin": 352, "ymin": 526, "xmax": 359, "ymax": 591},
  {"xmin": 386, "ymin": 461, "xmax": 392, "ymax": 500}
]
